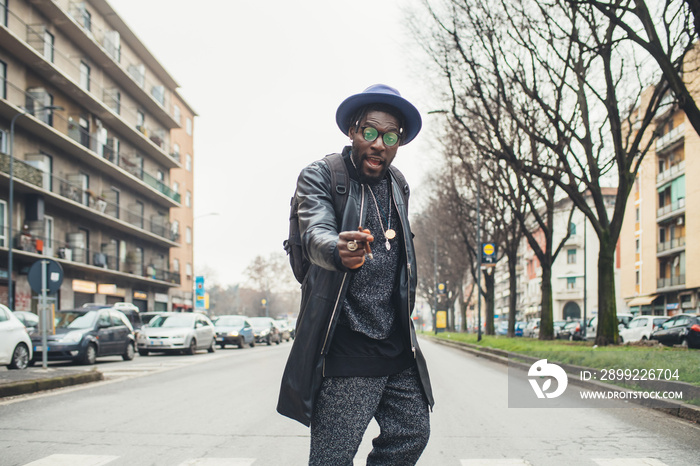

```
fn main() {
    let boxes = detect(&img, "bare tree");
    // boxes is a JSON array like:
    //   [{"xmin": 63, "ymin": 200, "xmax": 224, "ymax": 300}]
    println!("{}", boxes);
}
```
[
  {"xmin": 416, "ymin": 0, "xmax": 672, "ymax": 344},
  {"xmin": 576, "ymin": 0, "xmax": 700, "ymax": 135}
]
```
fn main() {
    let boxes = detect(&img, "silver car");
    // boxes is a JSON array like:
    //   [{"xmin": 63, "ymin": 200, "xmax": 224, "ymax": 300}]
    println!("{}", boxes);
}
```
[{"xmin": 137, "ymin": 312, "xmax": 216, "ymax": 356}]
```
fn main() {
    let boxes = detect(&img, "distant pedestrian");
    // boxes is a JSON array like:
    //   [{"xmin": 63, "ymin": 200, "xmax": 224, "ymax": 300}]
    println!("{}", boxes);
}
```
[{"xmin": 277, "ymin": 84, "xmax": 434, "ymax": 465}]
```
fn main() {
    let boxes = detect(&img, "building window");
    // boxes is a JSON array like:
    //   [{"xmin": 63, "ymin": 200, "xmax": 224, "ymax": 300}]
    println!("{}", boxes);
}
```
[
  {"xmin": 186, "ymin": 263, "xmax": 192, "ymax": 278},
  {"xmin": 81, "ymin": 7, "xmax": 92, "ymax": 32},
  {"xmin": 0, "ymin": 199, "xmax": 6, "ymax": 247},
  {"xmin": 635, "ymin": 207, "xmax": 640, "ymax": 222},
  {"xmin": 185, "ymin": 191, "xmax": 191, "ymax": 208},
  {"xmin": 567, "ymin": 249, "xmax": 576, "ymax": 264},
  {"xmin": 186, "ymin": 154, "xmax": 192, "ymax": 171},
  {"xmin": 185, "ymin": 226, "xmax": 192, "ymax": 244},
  {"xmin": 80, "ymin": 61, "xmax": 91, "ymax": 91},
  {"xmin": 635, "ymin": 270, "xmax": 640, "ymax": 286},
  {"xmin": 136, "ymin": 110, "xmax": 145, "ymax": 131},
  {"xmin": 186, "ymin": 117, "xmax": 192, "ymax": 136},
  {"xmin": 43, "ymin": 30, "xmax": 54, "ymax": 63},
  {"xmin": 173, "ymin": 143, "xmax": 180, "ymax": 159},
  {"xmin": 0, "ymin": 129, "xmax": 7, "ymax": 154},
  {"xmin": 569, "ymin": 222, "xmax": 576, "ymax": 235},
  {"xmin": 0, "ymin": 60, "xmax": 6, "ymax": 99},
  {"xmin": 105, "ymin": 89, "xmax": 121, "ymax": 114},
  {"xmin": 1, "ymin": 0, "xmax": 7, "ymax": 27},
  {"xmin": 173, "ymin": 105, "xmax": 181, "ymax": 124},
  {"xmin": 173, "ymin": 258, "xmax": 180, "ymax": 272},
  {"xmin": 635, "ymin": 238, "xmax": 641, "ymax": 254},
  {"xmin": 157, "ymin": 170, "xmax": 164, "ymax": 182},
  {"xmin": 566, "ymin": 277, "xmax": 576, "ymax": 290}
]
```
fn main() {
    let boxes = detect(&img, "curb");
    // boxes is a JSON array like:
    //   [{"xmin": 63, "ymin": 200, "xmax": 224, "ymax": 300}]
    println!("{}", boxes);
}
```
[
  {"xmin": 426, "ymin": 336, "xmax": 700, "ymax": 424},
  {"xmin": 0, "ymin": 369, "xmax": 104, "ymax": 398}
]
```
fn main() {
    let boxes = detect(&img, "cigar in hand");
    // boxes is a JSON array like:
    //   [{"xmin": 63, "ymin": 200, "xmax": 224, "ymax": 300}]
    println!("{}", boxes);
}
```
[{"xmin": 359, "ymin": 227, "xmax": 373, "ymax": 260}]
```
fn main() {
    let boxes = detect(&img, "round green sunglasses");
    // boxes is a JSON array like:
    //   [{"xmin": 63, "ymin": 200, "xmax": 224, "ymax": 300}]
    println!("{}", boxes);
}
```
[{"xmin": 361, "ymin": 126, "xmax": 401, "ymax": 147}]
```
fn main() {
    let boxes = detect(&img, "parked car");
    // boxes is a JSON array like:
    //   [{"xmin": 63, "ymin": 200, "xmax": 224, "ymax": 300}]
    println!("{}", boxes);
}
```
[
  {"xmin": 619, "ymin": 316, "xmax": 670, "ymax": 343},
  {"xmin": 514, "ymin": 321, "xmax": 525, "ymax": 337},
  {"xmin": 495, "ymin": 321, "xmax": 509, "ymax": 335},
  {"xmin": 139, "ymin": 312, "xmax": 165, "ymax": 326},
  {"xmin": 650, "ymin": 314, "xmax": 700, "ymax": 348},
  {"xmin": 248, "ymin": 317, "xmax": 281, "ymax": 345},
  {"xmin": 111, "ymin": 302, "xmax": 143, "ymax": 332},
  {"xmin": 212, "ymin": 315, "xmax": 255, "ymax": 348},
  {"xmin": 288, "ymin": 317, "xmax": 297, "ymax": 339},
  {"xmin": 558, "ymin": 320, "xmax": 584, "ymax": 341},
  {"xmin": 137, "ymin": 312, "xmax": 216, "ymax": 356},
  {"xmin": 30, "ymin": 307, "xmax": 135, "ymax": 365},
  {"xmin": 553, "ymin": 320, "xmax": 567, "ymax": 338},
  {"xmin": 585, "ymin": 313, "xmax": 634, "ymax": 340},
  {"xmin": 0, "ymin": 304, "xmax": 33, "ymax": 369},
  {"xmin": 13, "ymin": 311, "xmax": 39, "ymax": 331},
  {"xmin": 274, "ymin": 320, "xmax": 292, "ymax": 342},
  {"xmin": 523, "ymin": 319, "xmax": 540, "ymax": 338}
]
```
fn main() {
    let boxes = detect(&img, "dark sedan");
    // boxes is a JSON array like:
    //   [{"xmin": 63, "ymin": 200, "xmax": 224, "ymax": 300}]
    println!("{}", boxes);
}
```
[
  {"xmin": 557, "ymin": 320, "xmax": 584, "ymax": 341},
  {"xmin": 248, "ymin": 317, "xmax": 281, "ymax": 345},
  {"xmin": 213, "ymin": 315, "xmax": 255, "ymax": 349},
  {"xmin": 31, "ymin": 307, "xmax": 136, "ymax": 365},
  {"xmin": 650, "ymin": 314, "xmax": 700, "ymax": 348}
]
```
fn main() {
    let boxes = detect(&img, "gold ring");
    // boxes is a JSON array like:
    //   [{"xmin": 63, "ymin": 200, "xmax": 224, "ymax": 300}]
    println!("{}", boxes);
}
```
[{"xmin": 347, "ymin": 240, "xmax": 359, "ymax": 251}]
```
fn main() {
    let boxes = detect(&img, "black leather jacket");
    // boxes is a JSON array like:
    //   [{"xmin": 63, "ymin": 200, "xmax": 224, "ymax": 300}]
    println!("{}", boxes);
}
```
[{"xmin": 277, "ymin": 148, "xmax": 434, "ymax": 426}]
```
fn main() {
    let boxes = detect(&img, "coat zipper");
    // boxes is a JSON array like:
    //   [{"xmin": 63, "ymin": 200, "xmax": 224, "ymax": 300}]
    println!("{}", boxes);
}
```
[
  {"xmin": 391, "ymin": 178, "xmax": 417, "ymax": 359},
  {"xmin": 320, "ymin": 184, "xmax": 366, "ymax": 361}
]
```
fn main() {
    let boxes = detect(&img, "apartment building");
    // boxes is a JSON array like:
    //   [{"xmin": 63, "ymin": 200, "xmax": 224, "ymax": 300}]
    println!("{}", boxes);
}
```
[
  {"xmin": 0, "ymin": 0, "xmax": 194, "ymax": 312},
  {"xmin": 501, "ymin": 191, "xmax": 623, "ymax": 323},
  {"xmin": 620, "ymin": 100, "xmax": 698, "ymax": 315}
]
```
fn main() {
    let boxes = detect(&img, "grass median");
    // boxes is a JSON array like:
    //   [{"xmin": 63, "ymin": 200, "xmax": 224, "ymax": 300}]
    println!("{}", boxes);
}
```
[{"xmin": 423, "ymin": 332, "xmax": 700, "ymax": 388}]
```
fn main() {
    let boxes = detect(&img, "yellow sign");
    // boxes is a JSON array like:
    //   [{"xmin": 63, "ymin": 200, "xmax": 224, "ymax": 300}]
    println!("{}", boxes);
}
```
[
  {"xmin": 72, "ymin": 279, "xmax": 97, "ymax": 294},
  {"xmin": 483, "ymin": 243, "xmax": 495, "ymax": 255},
  {"xmin": 436, "ymin": 311, "xmax": 447, "ymax": 329}
]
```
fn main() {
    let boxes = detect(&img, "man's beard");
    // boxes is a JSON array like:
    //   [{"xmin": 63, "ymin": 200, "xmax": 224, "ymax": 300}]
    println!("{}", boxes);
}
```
[{"xmin": 351, "ymin": 148, "xmax": 389, "ymax": 185}]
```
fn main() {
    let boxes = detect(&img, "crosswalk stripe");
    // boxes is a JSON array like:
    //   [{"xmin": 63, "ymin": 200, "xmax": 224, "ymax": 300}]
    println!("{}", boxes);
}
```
[
  {"xmin": 177, "ymin": 460, "xmax": 256, "ymax": 466},
  {"xmin": 22, "ymin": 454, "xmax": 119, "ymax": 466},
  {"xmin": 593, "ymin": 460, "xmax": 669, "ymax": 466},
  {"xmin": 460, "ymin": 461, "xmax": 532, "ymax": 465}
]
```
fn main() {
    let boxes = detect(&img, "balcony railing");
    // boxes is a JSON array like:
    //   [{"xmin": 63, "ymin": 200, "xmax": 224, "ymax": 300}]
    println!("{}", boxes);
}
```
[
  {"xmin": 657, "ymin": 275, "xmax": 685, "ymax": 289},
  {"xmin": 2, "ymin": 2, "xmax": 176, "ymax": 124},
  {"xmin": 655, "ymin": 123, "xmax": 685, "ymax": 153},
  {"xmin": 657, "ymin": 198, "xmax": 685, "ymax": 218},
  {"xmin": 1, "ymin": 79, "xmax": 181, "ymax": 203},
  {"xmin": 656, "ymin": 160, "xmax": 686, "ymax": 184},
  {"xmin": 0, "ymin": 153, "xmax": 180, "ymax": 243},
  {"xmin": 657, "ymin": 237, "xmax": 686, "ymax": 253},
  {"xmin": 3, "ymin": 225, "xmax": 177, "ymax": 283}
]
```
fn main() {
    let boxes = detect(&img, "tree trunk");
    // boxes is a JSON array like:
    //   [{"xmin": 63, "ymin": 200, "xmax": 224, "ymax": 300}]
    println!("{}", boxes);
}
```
[
  {"xmin": 507, "ymin": 251, "xmax": 518, "ymax": 337},
  {"xmin": 539, "ymin": 259, "xmax": 554, "ymax": 340},
  {"xmin": 595, "ymin": 235, "xmax": 619, "ymax": 346},
  {"xmin": 484, "ymin": 268, "xmax": 495, "ymax": 335}
]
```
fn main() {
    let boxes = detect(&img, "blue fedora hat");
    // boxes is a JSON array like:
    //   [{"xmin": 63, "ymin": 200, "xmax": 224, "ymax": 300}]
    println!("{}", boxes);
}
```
[{"xmin": 336, "ymin": 84, "xmax": 422, "ymax": 145}]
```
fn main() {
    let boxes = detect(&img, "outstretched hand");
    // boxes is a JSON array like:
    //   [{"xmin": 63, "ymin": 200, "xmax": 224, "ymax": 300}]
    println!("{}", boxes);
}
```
[{"xmin": 338, "ymin": 229, "xmax": 374, "ymax": 269}]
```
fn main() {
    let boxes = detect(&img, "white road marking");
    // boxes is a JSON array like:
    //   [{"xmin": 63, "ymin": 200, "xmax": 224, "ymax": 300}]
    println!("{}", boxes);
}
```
[
  {"xmin": 22, "ymin": 454, "xmax": 119, "ymax": 466},
  {"xmin": 177, "ymin": 460, "xmax": 256, "ymax": 466},
  {"xmin": 593, "ymin": 460, "xmax": 669, "ymax": 466}
]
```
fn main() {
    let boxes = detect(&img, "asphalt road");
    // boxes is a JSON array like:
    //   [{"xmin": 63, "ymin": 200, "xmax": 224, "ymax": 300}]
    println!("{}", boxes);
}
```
[{"xmin": 0, "ymin": 338, "xmax": 698, "ymax": 465}]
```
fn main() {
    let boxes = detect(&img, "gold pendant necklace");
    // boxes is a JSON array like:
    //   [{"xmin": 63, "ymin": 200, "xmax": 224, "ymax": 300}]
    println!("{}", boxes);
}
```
[{"xmin": 368, "ymin": 185, "xmax": 394, "ymax": 250}]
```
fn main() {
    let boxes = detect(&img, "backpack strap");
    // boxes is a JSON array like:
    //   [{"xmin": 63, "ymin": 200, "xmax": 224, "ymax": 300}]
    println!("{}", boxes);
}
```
[
  {"xmin": 388, "ymin": 165, "xmax": 409, "ymax": 203},
  {"xmin": 323, "ymin": 153, "xmax": 349, "ymax": 224}
]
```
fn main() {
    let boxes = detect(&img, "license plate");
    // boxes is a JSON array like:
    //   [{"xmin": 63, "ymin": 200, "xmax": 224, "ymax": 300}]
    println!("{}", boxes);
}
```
[
  {"xmin": 34, "ymin": 345, "xmax": 47, "ymax": 351},
  {"xmin": 217, "ymin": 337, "xmax": 224, "ymax": 342}
]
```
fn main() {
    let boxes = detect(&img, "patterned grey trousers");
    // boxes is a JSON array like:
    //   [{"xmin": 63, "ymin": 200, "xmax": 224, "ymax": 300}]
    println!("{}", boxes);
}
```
[{"xmin": 309, "ymin": 366, "xmax": 430, "ymax": 466}]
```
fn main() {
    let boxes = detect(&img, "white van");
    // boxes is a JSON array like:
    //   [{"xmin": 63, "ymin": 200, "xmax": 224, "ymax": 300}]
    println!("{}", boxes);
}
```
[{"xmin": 585, "ymin": 313, "xmax": 634, "ymax": 340}]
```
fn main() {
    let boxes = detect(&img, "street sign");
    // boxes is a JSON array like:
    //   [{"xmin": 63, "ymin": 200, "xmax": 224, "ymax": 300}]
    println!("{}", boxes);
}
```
[
  {"xmin": 28, "ymin": 259, "xmax": 63, "ymax": 294},
  {"xmin": 482, "ymin": 242, "xmax": 497, "ymax": 265},
  {"xmin": 436, "ymin": 311, "xmax": 447, "ymax": 329}
]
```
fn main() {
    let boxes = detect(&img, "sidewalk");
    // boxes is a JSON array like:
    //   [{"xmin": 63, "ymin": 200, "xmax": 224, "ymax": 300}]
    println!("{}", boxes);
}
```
[{"xmin": 0, "ymin": 366, "xmax": 103, "ymax": 398}]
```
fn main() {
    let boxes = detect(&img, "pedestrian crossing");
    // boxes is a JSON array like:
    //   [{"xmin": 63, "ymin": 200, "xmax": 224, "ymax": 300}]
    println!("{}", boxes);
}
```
[{"xmin": 19, "ymin": 454, "xmax": 674, "ymax": 466}]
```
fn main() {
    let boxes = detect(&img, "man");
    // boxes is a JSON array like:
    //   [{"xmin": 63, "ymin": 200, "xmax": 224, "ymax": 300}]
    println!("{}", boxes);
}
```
[{"xmin": 277, "ymin": 84, "xmax": 434, "ymax": 465}]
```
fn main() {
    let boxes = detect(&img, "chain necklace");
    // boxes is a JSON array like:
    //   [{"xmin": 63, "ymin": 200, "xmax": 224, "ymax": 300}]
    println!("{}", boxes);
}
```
[{"xmin": 368, "ymin": 184, "xmax": 396, "ymax": 250}]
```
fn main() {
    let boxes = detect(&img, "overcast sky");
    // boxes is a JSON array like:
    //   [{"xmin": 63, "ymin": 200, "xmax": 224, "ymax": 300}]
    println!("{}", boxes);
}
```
[{"xmin": 110, "ymin": 0, "xmax": 442, "ymax": 286}]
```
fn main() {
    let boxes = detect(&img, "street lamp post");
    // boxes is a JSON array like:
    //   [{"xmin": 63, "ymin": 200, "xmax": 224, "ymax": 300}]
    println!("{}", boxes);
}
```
[{"xmin": 8, "ymin": 106, "xmax": 62, "ymax": 309}]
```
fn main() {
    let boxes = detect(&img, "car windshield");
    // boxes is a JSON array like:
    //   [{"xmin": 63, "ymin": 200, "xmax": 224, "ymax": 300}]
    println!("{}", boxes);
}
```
[
  {"xmin": 149, "ymin": 314, "xmax": 195, "ymax": 328},
  {"xmin": 214, "ymin": 316, "xmax": 245, "ymax": 327},
  {"xmin": 248, "ymin": 317, "xmax": 270, "ymax": 327},
  {"xmin": 55, "ymin": 311, "xmax": 97, "ymax": 329}
]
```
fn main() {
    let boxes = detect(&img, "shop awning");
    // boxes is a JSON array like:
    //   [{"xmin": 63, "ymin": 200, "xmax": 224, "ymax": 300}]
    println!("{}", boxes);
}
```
[{"xmin": 627, "ymin": 295, "xmax": 658, "ymax": 306}]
